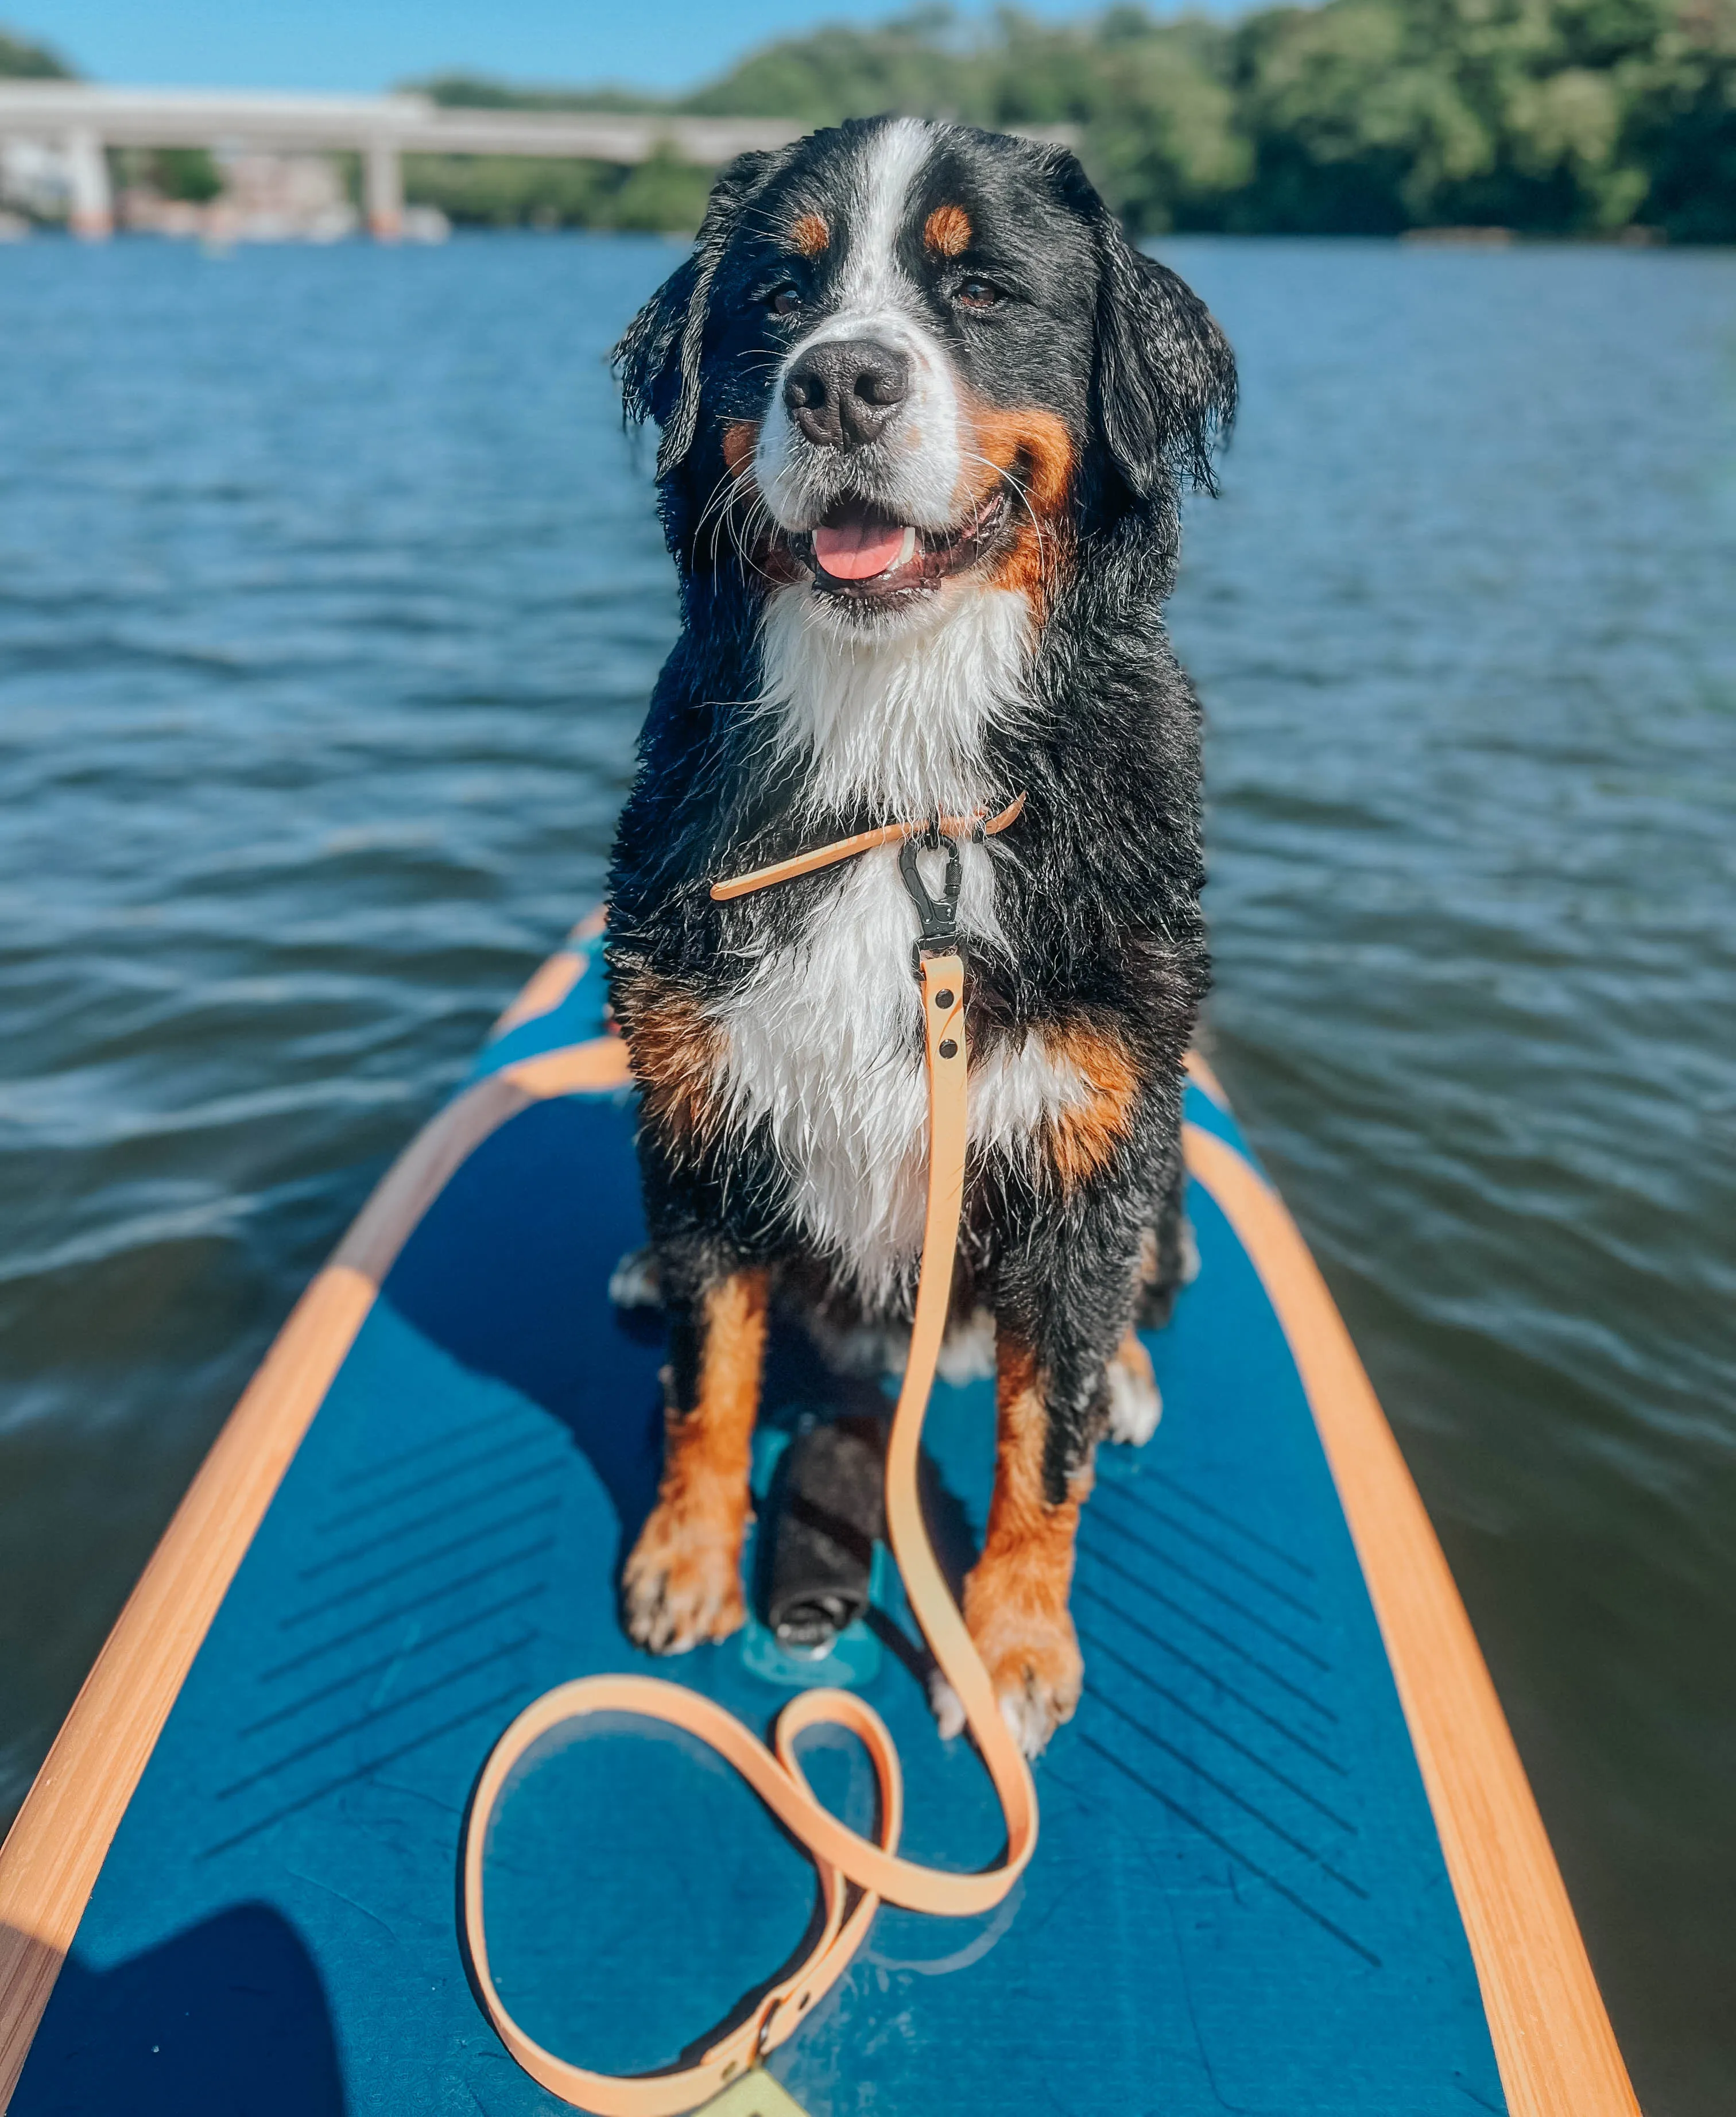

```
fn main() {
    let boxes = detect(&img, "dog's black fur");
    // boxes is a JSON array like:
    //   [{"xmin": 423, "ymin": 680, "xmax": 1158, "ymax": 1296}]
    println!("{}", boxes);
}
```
[{"xmin": 604, "ymin": 118, "xmax": 1233, "ymax": 1750}]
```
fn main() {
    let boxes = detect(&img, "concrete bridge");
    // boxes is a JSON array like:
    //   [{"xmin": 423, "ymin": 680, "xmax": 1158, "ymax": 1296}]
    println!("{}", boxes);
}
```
[{"xmin": 0, "ymin": 83, "xmax": 814, "ymax": 238}]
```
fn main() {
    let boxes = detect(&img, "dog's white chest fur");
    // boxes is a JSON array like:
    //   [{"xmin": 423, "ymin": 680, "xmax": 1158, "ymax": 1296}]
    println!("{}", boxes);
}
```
[
  {"xmin": 717, "ymin": 846, "xmax": 1095, "ymax": 1308},
  {"xmin": 716, "ymin": 847, "xmax": 944, "ymax": 1306},
  {"xmin": 713, "ymin": 579, "xmax": 1092, "ymax": 1308}
]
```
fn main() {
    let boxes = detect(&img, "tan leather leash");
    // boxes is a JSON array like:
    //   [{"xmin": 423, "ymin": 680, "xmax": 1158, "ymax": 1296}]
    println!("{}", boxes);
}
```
[{"xmin": 462, "ymin": 800, "xmax": 1034, "ymax": 2116}]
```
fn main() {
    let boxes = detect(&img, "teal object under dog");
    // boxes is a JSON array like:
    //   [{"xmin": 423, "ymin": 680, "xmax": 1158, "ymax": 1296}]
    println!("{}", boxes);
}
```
[{"xmin": 3, "ymin": 920, "xmax": 1556, "ymax": 2115}]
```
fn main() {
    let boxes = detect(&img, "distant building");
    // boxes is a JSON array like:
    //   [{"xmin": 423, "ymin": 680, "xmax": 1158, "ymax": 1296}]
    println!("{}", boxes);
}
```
[
  {"xmin": 168, "ymin": 152, "xmax": 359, "ymax": 243},
  {"xmin": 1, "ymin": 136, "xmax": 72, "ymax": 220},
  {"xmin": 2, "ymin": 134, "xmax": 448, "ymax": 242}
]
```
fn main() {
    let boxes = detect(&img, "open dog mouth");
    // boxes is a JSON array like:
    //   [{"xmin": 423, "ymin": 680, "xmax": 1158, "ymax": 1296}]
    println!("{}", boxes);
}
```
[{"xmin": 793, "ymin": 491, "xmax": 1009, "ymax": 601}]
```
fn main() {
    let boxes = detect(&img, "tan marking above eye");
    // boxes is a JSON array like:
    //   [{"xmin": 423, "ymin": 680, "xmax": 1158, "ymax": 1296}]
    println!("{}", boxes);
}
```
[
  {"xmin": 790, "ymin": 211, "xmax": 830, "ymax": 257},
  {"xmin": 924, "ymin": 204, "xmax": 972, "ymax": 258}
]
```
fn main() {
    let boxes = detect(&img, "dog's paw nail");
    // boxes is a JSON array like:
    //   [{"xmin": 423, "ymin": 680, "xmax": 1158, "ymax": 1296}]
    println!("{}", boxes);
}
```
[
  {"xmin": 999, "ymin": 1685, "xmax": 1053, "ymax": 1756},
  {"xmin": 968, "ymin": 1601, "xmax": 1084, "ymax": 1759},
  {"xmin": 929, "ymin": 1675, "xmax": 966, "ymax": 1742},
  {"xmin": 623, "ymin": 1573, "xmax": 743, "ymax": 1655},
  {"xmin": 622, "ymin": 1513, "xmax": 744, "ymax": 1655},
  {"xmin": 995, "ymin": 1660, "xmax": 1082, "ymax": 1758}
]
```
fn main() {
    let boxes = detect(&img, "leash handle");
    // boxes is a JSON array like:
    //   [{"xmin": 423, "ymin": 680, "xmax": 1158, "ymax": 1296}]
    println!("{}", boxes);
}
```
[{"xmin": 462, "ymin": 944, "xmax": 1036, "ymax": 2114}]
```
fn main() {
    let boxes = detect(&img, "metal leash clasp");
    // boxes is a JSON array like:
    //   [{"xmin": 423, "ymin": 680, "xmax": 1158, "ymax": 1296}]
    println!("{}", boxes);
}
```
[{"xmin": 898, "ymin": 819, "xmax": 966, "ymax": 976}]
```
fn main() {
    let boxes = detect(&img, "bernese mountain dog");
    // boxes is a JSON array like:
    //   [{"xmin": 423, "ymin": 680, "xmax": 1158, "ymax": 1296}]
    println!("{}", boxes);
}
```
[{"xmin": 604, "ymin": 116, "xmax": 1235, "ymax": 1756}]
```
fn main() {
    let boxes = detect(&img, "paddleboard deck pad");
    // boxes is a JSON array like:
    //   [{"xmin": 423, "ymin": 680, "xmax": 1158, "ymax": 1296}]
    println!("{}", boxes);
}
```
[{"xmin": 0, "ymin": 921, "xmax": 1638, "ymax": 2116}]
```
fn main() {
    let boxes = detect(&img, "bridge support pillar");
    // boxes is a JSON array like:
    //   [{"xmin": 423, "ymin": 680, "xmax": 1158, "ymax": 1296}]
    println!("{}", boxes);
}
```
[
  {"xmin": 365, "ymin": 137, "xmax": 402, "ymax": 241},
  {"xmin": 64, "ymin": 127, "xmax": 111, "ymax": 240}
]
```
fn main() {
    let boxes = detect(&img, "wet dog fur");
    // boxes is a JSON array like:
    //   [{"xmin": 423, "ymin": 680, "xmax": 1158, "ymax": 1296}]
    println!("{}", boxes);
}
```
[{"xmin": 605, "ymin": 117, "xmax": 1234, "ymax": 1755}]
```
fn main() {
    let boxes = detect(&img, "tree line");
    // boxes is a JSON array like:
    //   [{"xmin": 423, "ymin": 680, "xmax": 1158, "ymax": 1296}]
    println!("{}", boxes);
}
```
[{"xmin": 413, "ymin": 0, "xmax": 1734, "ymax": 241}]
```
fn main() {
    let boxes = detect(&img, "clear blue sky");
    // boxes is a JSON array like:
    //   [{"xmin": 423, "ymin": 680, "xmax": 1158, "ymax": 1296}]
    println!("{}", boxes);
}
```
[{"xmin": 14, "ymin": 2, "xmax": 1154, "ymax": 96}]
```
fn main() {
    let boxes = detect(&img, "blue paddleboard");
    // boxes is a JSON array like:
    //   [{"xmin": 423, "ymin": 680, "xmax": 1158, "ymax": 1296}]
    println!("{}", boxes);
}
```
[{"xmin": 0, "ymin": 920, "xmax": 1639, "ymax": 2117}]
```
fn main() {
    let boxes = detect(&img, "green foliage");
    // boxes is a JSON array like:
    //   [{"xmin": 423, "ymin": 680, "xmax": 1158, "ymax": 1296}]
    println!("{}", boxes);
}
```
[
  {"xmin": 409, "ymin": 71, "xmax": 664, "ymax": 115},
  {"xmin": 403, "ymin": 149, "xmax": 713, "ymax": 234},
  {"xmin": 150, "ymin": 146, "xmax": 223, "ymax": 205},
  {"xmin": 1223, "ymin": 0, "xmax": 1687, "ymax": 232},
  {"xmin": 418, "ymin": 0, "xmax": 1736, "ymax": 240},
  {"xmin": 681, "ymin": 8, "xmax": 986, "ymax": 123},
  {"xmin": 1619, "ymin": 0, "xmax": 1736, "ymax": 237},
  {"xmin": 0, "ymin": 23, "xmax": 72, "ymax": 76},
  {"xmin": 679, "ymin": 8, "xmax": 1251, "ymax": 231},
  {"xmin": 609, "ymin": 149, "xmax": 718, "ymax": 233}
]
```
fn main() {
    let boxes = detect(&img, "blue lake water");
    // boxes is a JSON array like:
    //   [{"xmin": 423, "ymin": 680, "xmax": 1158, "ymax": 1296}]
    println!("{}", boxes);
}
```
[{"xmin": 1, "ymin": 230, "xmax": 1732, "ymax": 2113}]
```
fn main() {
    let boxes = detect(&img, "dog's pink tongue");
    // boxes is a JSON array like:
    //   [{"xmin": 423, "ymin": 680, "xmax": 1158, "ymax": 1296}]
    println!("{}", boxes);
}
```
[{"xmin": 813, "ymin": 517, "xmax": 908, "ymax": 580}]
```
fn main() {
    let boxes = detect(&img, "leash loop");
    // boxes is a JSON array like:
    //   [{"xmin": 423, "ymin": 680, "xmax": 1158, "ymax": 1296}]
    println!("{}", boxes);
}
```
[{"xmin": 463, "ymin": 806, "xmax": 1031, "ymax": 2116}]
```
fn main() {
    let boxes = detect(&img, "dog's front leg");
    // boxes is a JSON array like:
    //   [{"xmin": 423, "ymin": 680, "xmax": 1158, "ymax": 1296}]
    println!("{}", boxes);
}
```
[
  {"xmin": 622, "ymin": 1264, "xmax": 768, "ymax": 1654},
  {"xmin": 959, "ymin": 1330, "xmax": 1102, "ymax": 1757}
]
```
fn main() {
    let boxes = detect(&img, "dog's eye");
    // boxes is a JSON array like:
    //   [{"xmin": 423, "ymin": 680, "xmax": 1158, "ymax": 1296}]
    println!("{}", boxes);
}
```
[
  {"xmin": 767, "ymin": 285, "xmax": 803, "ymax": 319},
  {"xmin": 956, "ymin": 278, "xmax": 1002, "ymax": 309}
]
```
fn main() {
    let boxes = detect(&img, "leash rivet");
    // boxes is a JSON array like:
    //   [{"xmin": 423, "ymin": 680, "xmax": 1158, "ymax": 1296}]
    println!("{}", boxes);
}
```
[
  {"xmin": 934, "ymin": 988, "xmax": 954, "ymax": 1009},
  {"xmin": 938, "ymin": 1039, "xmax": 958, "ymax": 1059}
]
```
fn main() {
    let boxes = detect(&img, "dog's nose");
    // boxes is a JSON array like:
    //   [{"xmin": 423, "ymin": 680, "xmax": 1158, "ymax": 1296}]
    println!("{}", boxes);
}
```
[{"xmin": 782, "ymin": 339, "xmax": 910, "ymax": 448}]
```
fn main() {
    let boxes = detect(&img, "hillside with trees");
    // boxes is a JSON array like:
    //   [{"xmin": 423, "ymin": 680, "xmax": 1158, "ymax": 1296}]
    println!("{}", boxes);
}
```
[
  {"xmin": 410, "ymin": 0, "xmax": 1735, "ymax": 240},
  {"xmin": 0, "ymin": 23, "xmax": 71, "ymax": 76}
]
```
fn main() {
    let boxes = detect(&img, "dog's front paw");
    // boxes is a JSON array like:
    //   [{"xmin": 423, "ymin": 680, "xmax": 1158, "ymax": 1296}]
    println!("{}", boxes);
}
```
[
  {"xmin": 963, "ymin": 1580, "xmax": 1084, "ymax": 1758},
  {"xmin": 622, "ymin": 1504, "xmax": 746, "ymax": 1654},
  {"xmin": 1105, "ymin": 1329, "xmax": 1161, "ymax": 1447}
]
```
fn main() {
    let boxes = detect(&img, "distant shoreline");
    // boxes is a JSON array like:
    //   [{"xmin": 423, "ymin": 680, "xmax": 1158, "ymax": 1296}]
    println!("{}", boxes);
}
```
[
  {"xmin": 6, "ymin": 0, "xmax": 1733, "ymax": 247},
  {"xmin": 1, "ymin": 222, "xmax": 1699, "ymax": 250}
]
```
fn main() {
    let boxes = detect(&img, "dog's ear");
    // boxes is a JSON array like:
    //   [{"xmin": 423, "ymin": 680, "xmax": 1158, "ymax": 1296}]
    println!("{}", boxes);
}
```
[
  {"xmin": 614, "ymin": 150, "xmax": 775, "ymax": 481},
  {"xmin": 1090, "ymin": 208, "xmax": 1236, "ymax": 502}
]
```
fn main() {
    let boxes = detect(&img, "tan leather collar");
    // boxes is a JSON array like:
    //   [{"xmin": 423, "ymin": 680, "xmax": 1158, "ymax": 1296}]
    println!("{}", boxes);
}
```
[{"xmin": 710, "ymin": 791, "xmax": 1025, "ymax": 903}]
